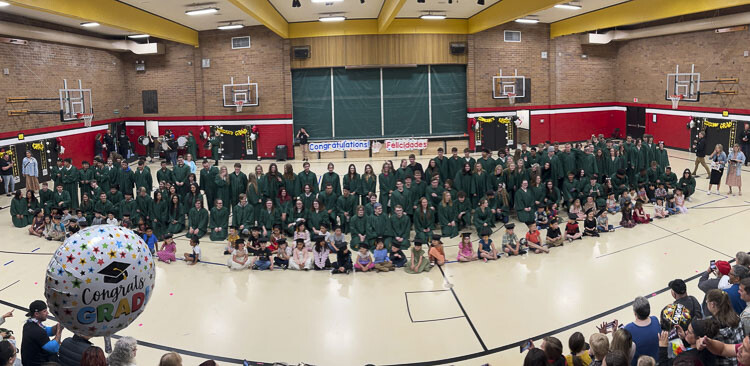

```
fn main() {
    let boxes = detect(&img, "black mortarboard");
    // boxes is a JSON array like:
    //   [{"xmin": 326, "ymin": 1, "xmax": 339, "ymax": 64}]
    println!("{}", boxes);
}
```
[
  {"xmin": 98, "ymin": 261, "xmax": 129, "ymax": 284},
  {"xmin": 480, "ymin": 227, "xmax": 492, "ymax": 236},
  {"xmin": 568, "ymin": 214, "xmax": 578, "ymax": 221},
  {"xmin": 461, "ymin": 232, "xmax": 472, "ymax": 238},
  {"xmin": 164, "ymin": 233, "xmax": 173, "ymax": 239},
  {"xmin": 505, "ymin": 223, "xmax": 515, "ymax": 230},
  {"xmin": 295, "ymin": 238, "xmax": 305, "ymax": 244},
  {"xmin": 431, "ymin": 234, "xmax": 442, "ymax": 243}
]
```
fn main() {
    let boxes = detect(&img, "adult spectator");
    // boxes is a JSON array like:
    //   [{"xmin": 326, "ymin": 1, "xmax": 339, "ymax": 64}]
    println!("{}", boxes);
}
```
[
  {"xmin": 0, "ymin": 310, "xmax": 12, "ymax": 327},
  {"xmin": 117, "ymin": 132, "xmax": 130, "ymax": 159},
  {"xmin": 692, "ymin": 131, "xmax": 710, "ymax": 178},
  {"xmin": 741, "ymin": 122, "xmax": 750, "ymax": 166},
  {"xmin": 21, "ymin": 300, "xmax": 61, "ymax": 366},
  {"xmin": 624, "ymin": 296, "xmax": 660, "ymax": 365},
  {"xmin": 727, "ymin": 143, "xmax": 745, "ymax": 196},
  {"xmin": 21, "ymin": 151, "xmax": 38, "ymax": 193},
  {"xmin": 669, "ymin": 278, "xmax": 703, "ymax": 319},
  {"xmin": 523, "ymin": 348, "xmax": 547, "ymax": 366},
  {"xmin": 739, "ymin": 278, "xmax": 750, "ymax": 335},
  {"xmin": 707, "ymin": 289, "xmax": 744, "ymax": 366},
  {"xmin": 708, "ymin": 143, "xmax": 728, "ymax": 195},
  {"xmin": 1, "ymin": 341, "xmax": 17, "ymax": 366},
  {"xmin": 80, "ymin": 347, "xmax": 106, "ymax": 366},
  {"xmin": 702, "ymin": 335, "xmax": 750, "ymax": 366},
  {"xmin": 93, "ymin": 134, "xmax": 103, "ymax": 160},
  {"xmin": 0, "ymin": 153, "xmax": 14, "ymax": 196},
  {"xmin": 739, "ymin": 252, "xmax": 750, "ymax": 267},
  {"xmin": 296, "ymin": 128, "xmax": 310, "ymax": 162},
  {"xmin": 700, "ymin": 260, "xmax": 733, "ymax": 315},
  {"xmin": 657, "ymin": 317, "xmax": 719, "ymax": 366},
  {"xmin": 158, "ymin": 352, "xmax": 182, "ymax": 366},
  {"xmin": 103, "ymin": 131, "xmax": 115, "ymax": 159},
  {"xmin": 541, "ymin": 336, "xmax": 566, "ymax": 366},
  {"xmin": 107, "ymin": 336, "xmax": 137, "ymax": 366},
  {"xmin": 145, "ymin": 132, "xmax": 156, "ymax": 163},
  {"xmin": 57, "ymin": 333, "xmax": 92, "ymax": 366},
  {"xmin": 635, "ymin": 356, "xmax": 655, "ymax": 366},
  {"xmin": 611, "ymin": 329, "xmax": 635, "ymax": 364},
  {"xmin": 604, "ymin": 351, "xmax": 629, "ymax": 366},
  {"xmin": 724, "ymin": 265, "xmax": 750, "ymax": 315},
  {"xmin": 589, "ymin": 333, "xmax": 609, "ymax": 366}
]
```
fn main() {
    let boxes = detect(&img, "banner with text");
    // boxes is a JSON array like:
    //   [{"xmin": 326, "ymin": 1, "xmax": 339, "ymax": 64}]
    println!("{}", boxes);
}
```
[
  {"xmin": 384, "ymin": 139, "xmax": 428, "ymax": 151},
  {"xmin": 309, "ymin": 140, "xmax": 370, "ymax": 153}
]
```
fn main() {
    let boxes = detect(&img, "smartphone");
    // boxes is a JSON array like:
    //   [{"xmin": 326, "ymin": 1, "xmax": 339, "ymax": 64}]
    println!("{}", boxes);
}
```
[
  {"xmin": 668, "ymin": 328, "xmax": 678, "ymax": 340},
  {"xmin": 520, "ymin": 340, "xmax": 533, "ymax": 353},
  {"xmin": 606, "ymin": 321, "xmax": 617, "ymax": 330},
  {"xmin": 710, "ymin": 260, "xmax": 717, "ymax": 271}
]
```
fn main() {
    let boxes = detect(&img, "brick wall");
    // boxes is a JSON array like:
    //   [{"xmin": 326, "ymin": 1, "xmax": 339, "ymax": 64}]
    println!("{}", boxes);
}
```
[
  {"xmin": 549, "ymin": 35, "xmax": 617, "ymax": 105},
  {"xmin": 615, "ymin": 28, "xmax": 750, "ymax": 108}
]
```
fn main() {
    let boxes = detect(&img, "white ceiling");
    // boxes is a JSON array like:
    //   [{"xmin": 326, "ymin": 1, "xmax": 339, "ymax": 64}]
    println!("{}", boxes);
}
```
[
  {"xmin": 0, "ymin": 0, "xmax": 633, "ymax": 39},
  {"xmin": 0, "ymin": 6, "xmax": 132, "ymax": 36}
]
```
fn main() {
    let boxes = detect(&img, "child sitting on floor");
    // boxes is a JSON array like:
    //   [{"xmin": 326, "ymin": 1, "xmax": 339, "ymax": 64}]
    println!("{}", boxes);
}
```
[
  {"xmin": 596, "ymin": 210, "xmax": 614, "ymax": 232},
  {"xmin": 331, "ymin": 246, "xmax": 353, "ymax": 274},
  {"xmin": 633, "ymin": 201, "xmax": 652, "ymax": 223},
  {"xmin": 582, "ymin": 209, "xmax": 599, "ymax": 237},
  {"xmin": 535, "ymin": 206, "xmax": 549, "ymax": 230},
  {"xmin": 477, "ymin": 227, "xmax": 498, "ymax": 262},
  {"xmin": 546, "ymin": 219, "xmax": 564, "ymax": 247},
  {"xmin": 583, "ymin": 196, "xmax": 596, "ymax": 214},
  {"xmin": 253, "ymin": 238, "xmax": 273, "ymax": 270},
  {"xmin": 674, "ymin": 189, "xmax": 687, "ymax": 214},
  {"xmin": 225, "ymin": 226, "xmax": 239, "ymax": 255},
  {"xmin": 354, "ymin": 245, "xmax": 374, "ymax": 272},
  {"xmin": 637, "ymin": 187, "xmax": 649, "ymax": 205},
  {"xmin": 665, "ymin": 194, "xmax": 678, "ymax": 215},
  {"xmin": 184, "ymin": 237, "xmax": 201, "ymax": 265},
  {"xmin": 274, "ymin": 240, "xmax": 292, "ymax": 269},
  {"xmin": 654, "ymin": 198, "xmax": 669, "ymax": 219},
  {"xmin": 620, "ymin": 201, "xmax": 636, "ymax": 228},
  {"xmin": 569, "ymin": 199, "xmax": 586, "ymax": 221},
  {"xmin": 606, "ymin": 193, "xmax": 620, "ymax": 214},
  {"xmin": 428, "ymin": 235, "xmax": 446, "ymax": 266},
  {"xmin": 565, "ymin": 214, "xmax": 582, "ymax": 242},
  {"xmin": 373, "ymin": 238, "xmax": 394, "ymax": 272},
  {"xmin": 502, "ymin": 223, "xmax": 526, "ymax": 256},
  {"xmin": 547, "ymin": 203, "xmax": 559, "ymax": 224},
  {"xmin": 156, "ymin": 233, "xmax": 177, "ymax": 263},
  {"xmin": 646, "ymin": 183, "xmax": 657, "ymax": 203},
  {"xmin": 655, "ymin": 183, "xmax": 668, "ymax": 202},
  {"xmin": 525, "ymin": 222, "xmax": 549, "ymax": 254},
  {"xmin": 457, "ymin": 232, "xmax": 478, "ymax": 262},
  {"xmin": 389, "ymin": 245, "xmax": 407, "ymax": 268}
]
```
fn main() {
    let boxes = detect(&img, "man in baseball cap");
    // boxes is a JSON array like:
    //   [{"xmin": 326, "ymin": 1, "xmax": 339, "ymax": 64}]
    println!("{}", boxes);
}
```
[
  {"xmin": 21, "ymin": 300, "xmax": 62, "ymax": 366},
  {"xmin": 669, "ymin": 278, "xmax": 703, "ymax": 319}
]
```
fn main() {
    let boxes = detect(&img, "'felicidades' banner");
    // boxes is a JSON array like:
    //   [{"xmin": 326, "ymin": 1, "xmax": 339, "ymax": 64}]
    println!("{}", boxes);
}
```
[
  {"xmin": 309, "ymin": 140, "xmax": 370, "ymax": 152},
  {"xmin": 385, "ymin": 139, "xmax": 428, "ymax": 151}
]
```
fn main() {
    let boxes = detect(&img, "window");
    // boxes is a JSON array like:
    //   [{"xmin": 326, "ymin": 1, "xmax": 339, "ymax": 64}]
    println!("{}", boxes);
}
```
[
  {"xmin": 504, "ymin": 30, "xmax": 521, "ymax": 42},
  {"xmin": 231, "ymin": 36, "xmax": 251, "ymax": 49}
]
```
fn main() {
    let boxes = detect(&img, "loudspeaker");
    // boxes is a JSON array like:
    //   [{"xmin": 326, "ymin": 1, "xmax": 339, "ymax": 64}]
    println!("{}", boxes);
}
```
[
  {"xmin": 450, "ymin": 42, "xmax": 466, "ymax": 55},
  {"xmin": 293, "ymin": 46, "xmax": 310, "ymax": 59}
]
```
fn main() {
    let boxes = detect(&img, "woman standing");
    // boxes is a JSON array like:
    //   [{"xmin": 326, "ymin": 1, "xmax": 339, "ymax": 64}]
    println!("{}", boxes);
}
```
[
  {"xmin": 360, "ymin": 164, "xmax": 376, "ymax": 205},
  {"xmin": 94, "ymin": 133, "xmax": 104, "ymax": 160},
  {"xmin": 708, "ymin": 144, "xmax": 728, "ymax": 195},
  {"xmin": 726, "ymin": 143, "xmax": 746, "ymax": 196},
  {"xmin": 10, "ymin": 190, "xmax": 26, "ymax": 227},
  {"xmin": 22, "ymin": 150, "xmax": 39, "ymax": 192},
  {"xmin": 214, "ymin": 166, "xmax": 231, "ymax": 208},
  {"xmin": 296, "ymin": 127, "xmax": 310, "ymax": 162}
]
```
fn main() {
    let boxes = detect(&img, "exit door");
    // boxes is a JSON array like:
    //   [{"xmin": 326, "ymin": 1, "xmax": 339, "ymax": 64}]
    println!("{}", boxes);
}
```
[{"xmin": 626, "ymin": 107, "xmax": 646, "ymax": 140}]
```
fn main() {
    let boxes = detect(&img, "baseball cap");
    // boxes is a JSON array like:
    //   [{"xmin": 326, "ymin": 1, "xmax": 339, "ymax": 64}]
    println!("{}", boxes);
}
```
[
  {"xmin": 668, "ymin": 279, "xmax": 687, "ymax": 295},
  {"xmin": 26, "ymin": 300, "xmax": 47, "ymax": 317}
]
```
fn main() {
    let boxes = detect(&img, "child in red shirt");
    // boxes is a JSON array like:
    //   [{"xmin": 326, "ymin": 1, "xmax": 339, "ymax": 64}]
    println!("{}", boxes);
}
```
[
  {"xmin": 633, "ymin": 201, "xmax": 652, "ymax": 224},
  {"xmin": 524, "ymin": 222, "xmax": 549, "ymax": 254},
  {"xmin": 565, "ymin": 214, "xmax": 582, "ymax": 242}
]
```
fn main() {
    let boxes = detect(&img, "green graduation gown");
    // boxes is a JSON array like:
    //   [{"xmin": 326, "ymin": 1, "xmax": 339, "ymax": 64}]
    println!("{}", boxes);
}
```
[
  {"xmin": 389, "ymin": 213, "xmax": 411, "ymax": 250},
  {"xmin": 232, "ymin": 203, "xmax": 254, "ymax": 231},
  {"xmin": 366, "ymin": 213, "xmax": 391, "ymax": 247},
  {"xmin": 133, "ymin": 168, "xmax": 152, "ymax": 193},
  {"xmin": 473, "ymin": 206, "xmax": 493, "ymax": 234},
  {"xmin": 514, "ymin": 188, "xmax": 535, "ymax": 224},
  {"xmin": 187, "ymin": 207, "xmax": 208, "ymax": 238},
  {"xmin": 320, "ymin": 172, "xmax": 341, "ymax": 197},
  {"xmin": 186, "ymin": 135, "xmax": 198, "ymax": 159},
  {"xmin": 228, "ymin": 172, "xmax": 248, "ymax": 207},
  {"xmin": 62, "ymin": 166, "xmax": 79, "ymax": 209},
  {"xmin": 297, "ymin": 171, "xmax": 319, "ymax": 194},
  {"xmin": 413, "ymin": 209, "xmax": 435, "ymax": 242},
  {"xmin": 213, "ymin": 176, "xmax": 231, "ymax": 208},
  {"xmin": 167, "ymin": 203, "xmax": 185, "ymax": 234},
  {"xmin": 157, "ymin": 168, "xmax": 175, "ymax": 186},
  {"xmin": 349, "ymin": 214, "xmax": 368, "ymax": 250},
  {"xmin": 150, "ymin": 199, "xmax": 168, "ymax": 239},
  {"xmin": 438, "ymin": 203, "xmax": 459, "ymax": 238},
  {"xmin": 199, "ymin": 166, "xmax": 219, "ymax": 209},
  {"xmin": 377, "ymin": 173, "xmax": 396, "ymax": 209},
  {"xmin": 209, "ymin": 206, "xmax": 229, "ymax": 241},
  {"xmin": 10, "ymin": 198, "xmax": 27, "ymax": 227}
]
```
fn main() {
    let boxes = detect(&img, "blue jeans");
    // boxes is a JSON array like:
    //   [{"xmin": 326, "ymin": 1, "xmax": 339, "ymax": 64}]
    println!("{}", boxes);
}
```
[
  {"xmin": 2, "ymin": 174, "xmax": 13, "ymax": 194},
  {"xmin": 254, "ymin": 260, "xmax": 271, "ymax": 270}
]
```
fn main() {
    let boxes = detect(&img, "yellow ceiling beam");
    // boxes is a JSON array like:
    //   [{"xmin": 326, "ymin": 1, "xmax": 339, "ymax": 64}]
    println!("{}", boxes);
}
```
[
  {"xmin": 289, "ymin": 19, "xmax": 468, "ymax": 38},
  {"xmin": 551, "ymin": 0, "xmax": 750, "ymax": 38},
  {"xmin": 378, "ymin": 0, "xmax": 408, "ymax": 32},
  {"xmin": 8, "ymin": 0, "xmax": 199, "ymax": 47},
  {"xmin": 468, "ymin": 0, "xmax": 566, "ymax": 34},
  {"xmin": 227, "ymin": 0, "xmax": 289, "ymax": 39}
]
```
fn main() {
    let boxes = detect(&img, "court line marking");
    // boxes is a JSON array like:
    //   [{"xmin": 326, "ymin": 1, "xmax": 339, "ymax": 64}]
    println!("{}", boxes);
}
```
[
  {"xmin": 31, "ymin": 248, "xmax": 40, "ymax": 253},
  {"xmin": 650, "ymin": 222, "xmax": 734, "ymax": 258},
  {"xmin": 436, "ymin": 265, "xmax": 488, "ymax": 352},
  {"xmin": 0, "ymin": 280, "xmax": 20, "ymax": 293},
  {"xmin": 0, "ymin": 250, "xmax": 55, "ymax": 255},
  {"xmin": 595, "ymin": 228, "xmax": 690, "ymax": 259},
  {"xmin": 3, "ymin": 260, "xmax": 13, "ymax": 266},
  {"xmin": 703, "ymin": 207, "xmax": 750, "ymax": 225},
  {"xmin": 405, "ymin": 291, "xmax": 466, "ymax": 324}
]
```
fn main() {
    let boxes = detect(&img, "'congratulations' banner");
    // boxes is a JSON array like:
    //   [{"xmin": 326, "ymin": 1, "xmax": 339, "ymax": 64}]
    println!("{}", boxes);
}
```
[
  {"xmin": 309, "ymin": 140, "xmax": 371, "ymax": 152},
  {"xmin": 385, "ymin": 139, "xmax": 428, "ymax": 151}
]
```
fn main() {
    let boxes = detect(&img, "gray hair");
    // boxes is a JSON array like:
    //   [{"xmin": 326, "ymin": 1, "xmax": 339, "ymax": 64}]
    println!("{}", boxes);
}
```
[
  {"xmin": 107, "ymin": 337, "xmax": 137, "ymax": 366},
  {"xmin": 732, "ymin": 265, "xmax": 750, "ymax": 280},
  {"xmin": 633, "ymin": 296, "xmax": 651, "ymax": 320},
  {"xmin": 736, "ymin": 252, "xmax": 750, "ymax": 267}
]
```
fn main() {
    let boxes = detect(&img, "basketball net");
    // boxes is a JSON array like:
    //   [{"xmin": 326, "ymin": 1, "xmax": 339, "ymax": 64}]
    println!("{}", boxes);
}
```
[
  {"xmin": 77, "ymin": 113, "xmax": 94, "ymax": 127},
  {"xmin": 669, "ymin": 95, "xmax": 682, "ymax": 110},
  {"xmin": 235, "ymin": 100, "xmax": 244, "ymax": 113},
  {"xmin": 507, "ymin": 93, "xmax": 516, "ymax": 105}
]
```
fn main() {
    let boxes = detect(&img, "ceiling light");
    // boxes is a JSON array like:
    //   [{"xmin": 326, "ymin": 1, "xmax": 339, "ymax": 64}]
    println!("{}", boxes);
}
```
[
  {"xmin": 80, "ymin": 22, "xmax": 100, "ymax": 27},
  {"xmin": 319, "ymin": 16, "xmax": 345, "ymax": 22},
  {"xmin": 420, "ymin": 14, "xmax": 446, "ymax": 20},
  {"xmin": 185, "ymin": 7, "xmax": 219, "ymax": 16},
  {"xmin": 0, "ymin": 1, "xmax": 9, "ymax": 6},
  {"xmin": 477, "ymin": 0, "xmax": 485, "ymax": 5},
  {"xmin": 311, "ymin": 0, "xmax": 343, "ymax": 2},
  {"xmin": 218, "ymin": 24, "xmax": 244, "ymax": 30},
  {"xmin": 554, "ymin": 3, "xmax": 582, "ymax": 10},
  {"xmin": 515, "ymin": 18, "xmax": 539, "ymax": 23},
  {"xmin": 128, "ymin": 34, "xmax": 150, "ymax": 39}
]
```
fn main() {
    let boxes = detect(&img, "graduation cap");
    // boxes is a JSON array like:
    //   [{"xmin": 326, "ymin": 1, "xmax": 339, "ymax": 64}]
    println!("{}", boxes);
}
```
[
  {"xmin": 585, "ymin": 208, "xmax": 594, "ymax": 215},
  {"xmin": 596, "ymin": 208, "xmax": 606, "ymax": 217},
  {"xmin": 250, "ymin": 226, "xmax": 261, "ymax": 231},
  {"xmin": 461, "ymin": 232, "xmax": 472, "ymax": 238},
  {"xmin": 431, "ymin": 234, "xmax": 443, "ymax": 243},
  {"xmin": 413, "ymin": 239, "xmax": 424, "ymax": 246},
  {"xmin": 568, "ymin": 214, "xmax": 578, "ymax": 221},
  {"xmin": 295, "ymin": 238, "xmax": 306, "ymax": 244},
  {"xmin": 272, "ymin": 224, "xmax": 282, "ymax": 230},
  {"xmin": 480, "ymin": 227, "xmax": 492, "ymax": 236},
  {"xmin": 311, "ymin": 235, "xmax": 325, "ymax": 243},
  {"xmin": 505, "ymin": 223, "xmax": 515, "ymax": 230},
  {"xmin": 98, "ymin": 261, "xmax": 129, "ymax": 284},
  {"xmin": 164, "ymin": 233, "xmax": 173, "ymax": 239}
]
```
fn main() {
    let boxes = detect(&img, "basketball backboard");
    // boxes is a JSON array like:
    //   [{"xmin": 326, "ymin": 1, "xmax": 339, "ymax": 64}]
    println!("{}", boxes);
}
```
[
  {"xmin": 222, "ymin": 76, "xmax": 259, "ymax": 108},
  {"xmin": 492, "ymin": 69, "xmax": 525, "ymax": 100},
  {"xmin": 59, "ymin": 79, "xmax": 93, "ymax": 121},
  {"xmin": 665, "ymin": 64, "xmax": 700, "ymax": 102}
]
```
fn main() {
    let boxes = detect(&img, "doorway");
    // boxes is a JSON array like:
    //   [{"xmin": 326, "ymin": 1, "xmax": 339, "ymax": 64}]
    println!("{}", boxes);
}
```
[{"xmin": 626, "ymin": 107, "xmax": 646, "ymax": 140}]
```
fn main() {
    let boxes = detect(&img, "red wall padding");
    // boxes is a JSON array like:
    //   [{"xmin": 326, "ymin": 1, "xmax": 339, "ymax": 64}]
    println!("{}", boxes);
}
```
[
  {"xmin": 57, "ymin": 129, "xmax": 102, "ymax": 166},
  {"xmin": 645, "ymin": 113, "xmax": 691, "ymax": 150},
  {"xmin": 529, "ymin": 110, "xmax": 626, "ymax": 145}
]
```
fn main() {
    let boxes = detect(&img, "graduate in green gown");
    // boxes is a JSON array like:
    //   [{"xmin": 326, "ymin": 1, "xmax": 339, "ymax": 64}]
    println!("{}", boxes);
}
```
[
  {"xmin": 307, "ymin": 200, "xmax": 329, "ymax": 234},
  {"xmin": 133, "ymin": 162, "xmax": 152, "ymax": 193},
  {"xmin": 77, "ymin": 193, "xmax": 94, "ymax": 223},
  {"xmin": 471, "ymin": 163, "xmax": 492, "ymax": 207},
  {"xmin": 655, "ymin": 142, "xmax": 670, "ymax": 170},
  {"xmin": 38, "ymin": 183, "xmax": 55, "ymax": 214},
  {"xmin": 167, "ymin": 194, "xmax": 185, "ymax": 234},
  {"xmin": 172, "ymin": 157, "xmax": 191, "ymax": 197},
  {"xmin": 297, "ymin": 162, "xmax": 319, "ymax": 194},
  {"xmin": 186, "ymin": 200, "xmax": 208, "ymax": 239},
  {"xmin": 78, "ymin": 161, "xmax": 95, "ymax": 201},
  {"xmin": 424, "ymin": 159, "xmax": 442, "ymax": 185},
  {"xmin": 366, "ymin": 203, "xmax": 391, "ymax": 249},
  {"xmin": 349, "ymin": 206, "xmax": 368, "ymax": 250},
  {"xmin": 209, "ymin": 131, "xmax": 221, "ymax": 163},
  {"xmin": 662, "ymin": 166, "xmax": 678, "ymax": 189},
  {"xmin": 287, "ymin": 199, "xmax": 308, "ymax": 236},
  {"xmin": 438, "ymin": 191, "xmax": 459, "ymax": 238},
  {"xmin": 150, "ymin": 191, "xmax": 169, "ymax": 239},
  {"xmin": 455, "ymin": 191, "xmax": 473, "ymax": 229},
  {"xmin": 378, "ymin": 163, "xmax": 396, "ymax": 211},
  {"xmin": 246, "ymin": 175, "xmax": 264, "ymax": 220},
  {"xmin": 447, "ymin": 148, "xmax": 463, "ymax": 183},
  {"xmin": 199, "ymin": 159, "xmax": 218, "ymax": 210},
  {"xmin": 134, "ymin": 187, "xmax": 153, "ymax": 224},
  {"xmin": 10, "ymin": 191, "xmax": 27, "ymax": 227},
  {"xmin": 258, "ymin": 199, "xmax": 282, "ymax": 236},
  {"xmin": 336, "ymin": 187, "xmax": 357, "ymax": 233},
  {"xmin": 473, "ymin": 198, "xmax": 494, "ymax": 234},
  {"xmin": 61, "ymin": 159, "xmax": 79, "ymax": 209},
  {"xmin": 228, "ymin": 163, "xmax": 248, "ymax": 207},
  {"xmin": 514, "ymin": 179, "xmax": 536, "ymax": 224},
  {"xmin": 389, "ymin": 205, "xmax": 411, "ymax": 250},
  {"xmin": 404, "ymin": 240, "xmax": 431, "ymax": 274},
  {"xmin": 209, "ymin": 199, "xmax": 229, "ymax": 241},
  {"xmin": 232, "ymin": 193, "xmax": 255, "ymax": 235},
  {"xmin": 413, "ymin": 197, "xmax": 435, "ymax": 242},
  {"xmin": 186, "ymin": 131, "xmax": 198, "ymax": 160},
  {"xmin": 678, "ymin": 169, "xmax": 696, "ymax": 198},
  {"xmin": 214, "ymin": 166, "xmax": 232, "ymax": 209},
  {"xmin": 360, "ymin": 165, "xmax": 377, "ymax": 205},
  {"xmin": 282, "ymin": 164, "xmax": 301, "ymax": 199},
  {"xmin": 454, "ymin": 162, "xmax": 475, "ymax": 203}
]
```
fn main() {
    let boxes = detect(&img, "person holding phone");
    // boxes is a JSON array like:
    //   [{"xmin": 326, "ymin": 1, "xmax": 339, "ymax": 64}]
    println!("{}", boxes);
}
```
[
  {"xmin": 296, "ymin": 128, "xmax": 310, "ymax": 162},
  {"xmin": 726, "ymin": 143, "xmax": 745, "ymax": 196},
  {"xmin": 708, "ymin": 144, "xmax": 727, "ymax": 195}
]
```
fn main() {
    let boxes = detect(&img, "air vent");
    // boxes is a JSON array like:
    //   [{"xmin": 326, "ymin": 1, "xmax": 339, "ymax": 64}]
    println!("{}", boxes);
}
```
[
  {"xmin": 231, "ymin": 36, "xmax": 251, "ymax": 49},
  {"xmin": 504, "ymin": 30, "xmax": 521, "ymax": 42}
]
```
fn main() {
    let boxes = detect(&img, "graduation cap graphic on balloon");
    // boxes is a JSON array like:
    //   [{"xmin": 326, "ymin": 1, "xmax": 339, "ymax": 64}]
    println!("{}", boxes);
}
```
[{"xmin": 98, "ymin": 261, "xmax": 129, "ymax": 284}]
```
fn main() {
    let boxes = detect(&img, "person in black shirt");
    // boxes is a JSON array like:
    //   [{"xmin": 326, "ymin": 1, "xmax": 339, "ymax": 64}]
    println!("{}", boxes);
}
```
[
  {"xmin": 669, "ymin": 278, "xmax": 703, "ymax": 319},
  {"xmin": 253, "ymin": 237, "xmax": 272, "ymax": 270},
  {"xmin": 296, "ymin": 128, "xmax": 310, "ymax": 162},
  {"xmin": 331, "ymin": 246, "xmax": 352, "ymax": 274},
  {"xmin": 692, "ymin": 131, "xmax": 710, "ymax": 178},
  {"xmin": 407, "ymin": 154, "xmax": 424, "ymax": 178},
  {"xmin": 742, "ymin": 122, "xmax": 750, "ymax": 166},
  {"xmin": 21, "ymin": 300, "xmax": 61, "ymax": 366},
  {"xmin": 58, "ymin": 334, "xmax": 93, "ymax": 366}
]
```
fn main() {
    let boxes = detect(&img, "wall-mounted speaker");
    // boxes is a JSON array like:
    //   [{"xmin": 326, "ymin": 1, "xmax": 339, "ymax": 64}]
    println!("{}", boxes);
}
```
[
  {"xmin": 293, "ymin": 46, "xmax": 310, "ymax": 59},
  {"xmin": 450, "ymin": 42, "xmax": 466, "ymax": 55}
]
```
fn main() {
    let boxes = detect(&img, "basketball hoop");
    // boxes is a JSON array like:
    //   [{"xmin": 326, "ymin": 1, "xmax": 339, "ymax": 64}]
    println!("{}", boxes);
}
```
[
  {"xmin": 507, "ymin": 93, "xmax": 516, "ymax": 105},
  {"xmin": 76, "ymin": 113, "xmax": 94, "ymax": 127},
  {"xmin": 669, "ymin": 95, "xmax": 682, "ymax": 110},
  {"xmin": 235, "ymin": 100, "xmax": 244, "ymax": 113}
]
